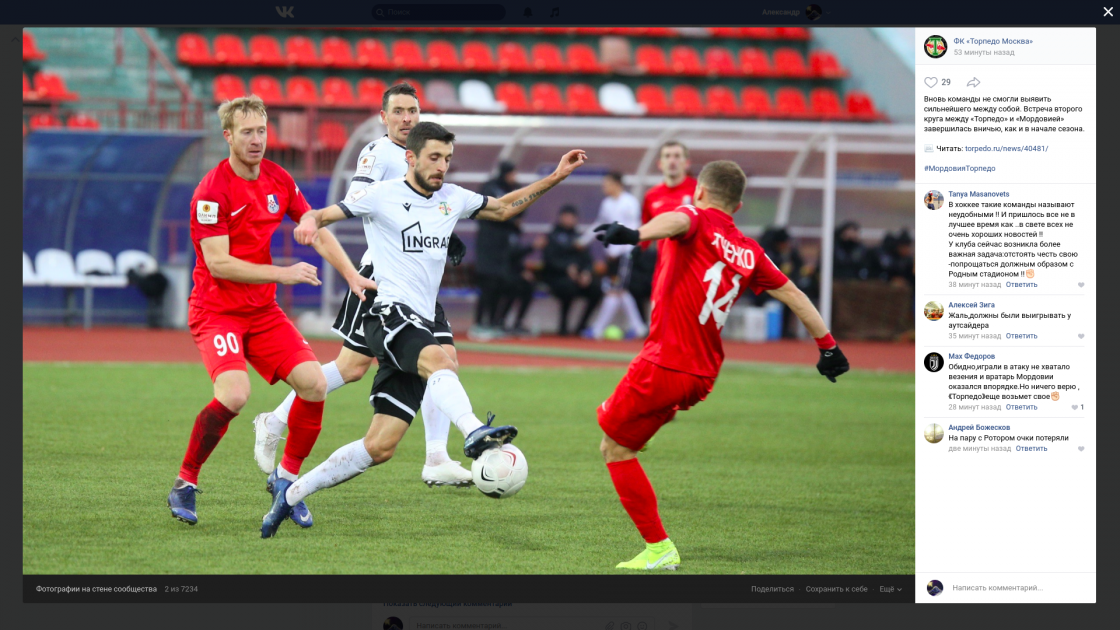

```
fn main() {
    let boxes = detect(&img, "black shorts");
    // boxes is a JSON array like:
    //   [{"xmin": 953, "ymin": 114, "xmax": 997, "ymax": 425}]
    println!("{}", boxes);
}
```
[
  {"xmin": 333, "ymin": 264, "xmax": 453, "ymax": 357},
  {"xmin": 605, "ymin": 253, "xmax": 632, "ymax": 290},
  {"xmin": 362, "ymin": 302, "xmax": 453, "ymax": 423}
]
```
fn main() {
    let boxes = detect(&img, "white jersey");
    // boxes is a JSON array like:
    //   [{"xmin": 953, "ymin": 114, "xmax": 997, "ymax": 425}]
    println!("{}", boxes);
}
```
[
  {"xmin": 580, "ymin": 191, "xmax": 641, "ymax": 257},
  {"xmin": 339, "ymin": 178, "xmax": 487, "ymax": 321},
  {"xmin": 345, "ymin": 136, "xmax": 410, "ymax": 266}
]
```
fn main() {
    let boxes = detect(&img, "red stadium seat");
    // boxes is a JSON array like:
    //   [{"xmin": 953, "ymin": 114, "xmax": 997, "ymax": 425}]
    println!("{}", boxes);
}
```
[
  {"xmin": 635, "ymin": 45, "xmax": 669, "ymax": 75},
  {"xmin": 284, "ymin": 36, "xmax": 320, "ymax": 67},
  {"xmin": 316, "ymin": 120, "xmax": 348, "ymax": 150},
  {"xmin": 33, "ymin": 72, "xmax": 79, "ymax": 100},
  {"xmin": 28, "ymin": 113, "xmax": 61, "ymax": 129},
  {"xmin": 176, "ymin": 33, "xmax": 212, "ymax": 65},
  {"xmin": 530, "ymin": 43, "xmax": 567, "ymax": 72},
  {"xmin": 635, "ymin": 84, "xmax": 672, "ymax": 116},
  {"xmin": 462, "ymin": 41, "xmax": 497, "ymax": 72},
  {"xmin": 66, "ymin": 113, "xmax": 100, "ymax": 130},
  {"xmin": 633, "ymin": 27, "xmax": 676, "ymax": 38},
  {"xmin": 709, "ymin": 27, "xmax": 745, "ymax": 38},
  {"xmin": 669, "ymin": 45, "xmax": 704, "ymax": 75},
  {"xmin": 494, "ymin": 82, "xmax": 532, "ymax": 114},
  {"xmin": 285, "ymin": 76, "xmax": 319, "ymax": 105},
  {"xmin": 23, "ymin": 73, "xmax": 35, "ymax": 100},
  {"xmin": 529, "ymin": 82, "xmax": 566, "ymax": 114},
  {"xmin": 705, "ymin": 86, "xmax": 739, "ymax": 117},
  {"xmin": 738, "ymin": 48, "xmax": 774, "ymax": 77},
  {"xmin": 809, "ymin": 50, "xmax": 846, "ymax": 78},
  {"xmin": 267, "ymin": 120, "xmax": 289, "ymax": 150},
  {"xmin": 23, "ymin": 31, "xmax": 47, "ymax": 61},
  {"xmin": 775, "ymin": 87, "xmax": 809, "ymax": 118},
  {"xmin": 391, "ymin": 39, "xmax": 426, "ymax": 71},
  {"xmin": 497, "ymin": 42, "xmax": 532, "ymax": 72},
  {"xmin": 670, "ymin": 85, "xmax": 704, "ymax": 116},
  {"xmin": 212, "ymin": 74, "xmax": 247, "ymax": 102},
  {"xmin": 740, "ymin": 27, "xmax": 777, "ymax": 39},
  {"xmin": 426, "ymin": 40, "xmax": 462, "ymax": 71},
  {"xmin": 248, "ymin": 35, "xmax": 284, "ymax": 66},
  {"xmin": 775, "ymin": 27, "xmax": 811, "ymax": 40},
  {"xmin": 395, "ymin": 78, "xmax": 431, "ymax": 110},
  {"xmin": 320, "ymin": 37, "xmax": 355, "ymax": 68},
  {"xmin": 249, "ymin": 75, "xmax": 284, "ymax": 104},
  {"xmin": 573, "ymin": 27, "xmax": 613, "ymax": 36},
  {"xmin": 773, "ymin": 47, "xmax": 811, "ymax": 77},
  {"xmin": 703, "ymin": 46, "xmax": 738, "ymax": 76},
  {"xmin": 567, "ymin": 43, "xmax": 603, "ymax": 73},
  {"xmin": 321, "ymin": 77, "xmax": 356, "ymax": 107},
  {"xmin": 739, "ymin": 87, "xmax": 773, "ymax": 117},
  {"xmin": 846, "ymin": 90, "xmax": 883, "ymax": 121},
  {"xmin": 810, "ymin": 88, "xmax": 845, "ymax": 119},
  {"xmin": 356, "ymin": 78, "xmax": 387, "ymax": 105},
  {"xmin": 212, "ymin": 34, "xmax": 248, "ymax": 65},
  {"xmin": 565, "ymin": 83, "xmax": 605, "ymax": 114},
  {"xmin": 355, "ymin": 38, "xmax": 391, "ymax": 69}
]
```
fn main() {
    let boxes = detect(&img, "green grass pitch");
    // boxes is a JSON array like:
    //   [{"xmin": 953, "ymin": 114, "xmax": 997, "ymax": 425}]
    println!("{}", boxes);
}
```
[{"xmin": 23, "ymin": 362, "xmax": 914, "ymax": 574}]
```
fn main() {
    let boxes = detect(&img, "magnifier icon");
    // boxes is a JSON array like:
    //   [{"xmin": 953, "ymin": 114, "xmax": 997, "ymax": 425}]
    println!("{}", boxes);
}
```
[{"xmin": 376, "ymin": 8, "xmax": 384, "ymax": 16}]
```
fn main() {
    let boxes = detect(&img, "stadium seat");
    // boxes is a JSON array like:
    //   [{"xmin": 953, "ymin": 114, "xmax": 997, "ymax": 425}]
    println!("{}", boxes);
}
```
[
  {"xmin": 530, "ymin": 82, "xmax": 566, "ymax": 114},
  {"xmin": 75, "ymin": 249, "xmax": 117, "ymax": 277},
  {"xmin": 212, "ymin": 34, "xmax": 248, "ymax": 65},
  {"xmin": 703, "ymin": 46, "xmax": 738, "ymax": 76},
  {"xmin": 116, "ymin": 250, "xmax": 158, "ymax": 275},
  {"xmin": 635, "ymin": 84, "xmax": 672, "ymax": 116},
  {"xmin": 739, "ymin": 87, "xmax": 773, "ymax": 117},
  {"xmin": 426, "ymin": 40, "xmax": 462, "ymax": 71},
  {"xmin": 266, "ymin": 120, "xmax": 289, "ymax": 149},
  {"xmin": 33, "ymin": 72, "xmax": 79, "ymax": 101},
  {"xmin": 355, "ymin": 38, "xmax": 391, "ymax": 69},
  {"xmin": 23, "ymin": 252, "xmax": 43, "ymax": 286},
  {"xmin": 459, "ymin": 79, "xmax": 506, "ymax": 113},
  {"xmin": 668, "ymin": 45, "xmax": 704, "ymax": 75},
  {"xmin": 212, "ymin": 74, "xmax": 247, "ymax": 102},
  {"xmin": 34, "ymin": 249, "xmax": 81, "ymax": 284},
  {"xmin": 775, "ymin": 87, "xmax": 809, "ymax": 118},
  {"xmin": 249, "ymin": 75, "xmax": 284, "ymax": 104},
  {"xmin": 705, "ymin": 86, "xmax": 739, "ymax": 117},
  {"xmin": 631, "ymin": 27, "xmax": 676, "ymax": 38},
  {"xmin": 845, "ymin": 90, "xmax": 882, "ymax": 121},
  {"xmin": 315, "ymin": 120, "xmax": 348, "ymax": 150},
  {"xmin": 426, "ymin": 79, "xmax": 463, "ymax": 112},
  {"xmin": 530, "ymin": 43, "xmax": 567, "ymax": 73},
  {"xmin": 66, "ymin": 113, "xmax": 101, "ymax": 130},
  {"xmin": 321, "ymin": 77, "xmax": 356, "ymax": 107},
  {"xmin": 248, "ymin": 35, "xmax": 284, "ymax": 66},
  {"xmin": 356, "ymin": 78, "xmax": 387, "ymax": 106},
  {"xmin": 461, "ymin": 41, "xmax": 497, "ymax": 72},
  {"xmin": 773, "ymin": 48, "xmax": 811, "ymax": 77},
  {"xmin": 810, "ymin": 87, "xmax": 846, "ymax": 119},
  {"xmin": 740, "ymin": 27, "xmax": 778, "ymax": 39},
  {"xmin": 599, "ymin": 36, "xmax": 633, "ymax": 71},
  {"xmin": 634, "ymin": 45, "xmax": 670, "ymax": 75},
  {"xmin": 391, "ymin": 39, "xmax": 426, "ymax": 71},
  {"xmin": 176, "ymin": 33, "xmax": 212, "ymax": 65},
  {"xmin": 573, "ymin": 27, "xmax": 613, "ymax": 36},
  {"xmin": 670, "ymin": 85, "xmax": 704, "ymax": 116},
  {"xmin": 708, "ymin": 27, "xmax": 745, "ymax": 38},
  {"xmin": 565, "ymin": 83, "xmax": 605, "ymax": 114},
  {"xmin": 284, "ymin": 36, "xmax": 320, "ymax": 67},
  {"xmin": 809, "ymin": 50, "xmax": 847, "ymax": 78},
  {"xmin": 23, "ymin": 73, "xmax": 35, "ymax": 100},
  {"xmin": 23, "ymin": 31, "xmax": 47, "ymax": 61},
  {"xmin": 28, "ymin": 113, "xmax": 61, "ymax": 129},
  {"xmin": 738, "ymin": 48, "xmax": 774, "ymax": 77},
  {"xmin": 285, "ymin": 76, "xmax": 319, "ymax": 105},
  {"xmin": 320, "ymin": 37, "xmax": 356, "ymax": 68},
  {"xmin": 598, "ymin": 82, "xmax": 646, "ymax": 116},
  {"xmin": 566, "ymin": 43, "xmax": 604, "ymax": 73},
  {"xmin": 775, "ymin": 27, "xmax": 811, "ymax": 40},
  {"xmin": 497, "ymin": 42, "xmax": 532, "ymax": 72},
  {"xmin": 494, "ymin": 82, "xmax": 532, "ymax": 114}
]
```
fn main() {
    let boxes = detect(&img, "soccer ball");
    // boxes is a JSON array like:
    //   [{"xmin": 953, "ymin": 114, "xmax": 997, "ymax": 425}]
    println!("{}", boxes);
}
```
[{"xmin": 471, "ymin": 444, "xmax": 528, "ymax": 499}]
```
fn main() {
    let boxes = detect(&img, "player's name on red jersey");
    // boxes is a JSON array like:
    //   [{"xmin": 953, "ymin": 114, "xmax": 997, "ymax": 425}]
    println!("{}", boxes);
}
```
[
  {"xmin": 638, "ymin": 205, "xmax": 789, "ymax": 378},
  {"xmin": 189, "ymin": 158, "xmax": 311, "ymax": 315}
]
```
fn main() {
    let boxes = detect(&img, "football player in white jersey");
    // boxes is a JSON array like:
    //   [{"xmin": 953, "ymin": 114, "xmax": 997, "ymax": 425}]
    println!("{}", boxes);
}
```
[
  {"xmin": 260, "ymin": 122, "xmax": 586, "ymax": 536},
  {"xmin": 253, "ymin": 83, "xmax": 476, "ymax": 491}
]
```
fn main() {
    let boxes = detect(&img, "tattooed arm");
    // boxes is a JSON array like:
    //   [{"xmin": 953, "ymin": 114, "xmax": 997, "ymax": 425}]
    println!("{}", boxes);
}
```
[{"xmin": 473, "ymin": 150, "xmax": 587, "ymax": 222}]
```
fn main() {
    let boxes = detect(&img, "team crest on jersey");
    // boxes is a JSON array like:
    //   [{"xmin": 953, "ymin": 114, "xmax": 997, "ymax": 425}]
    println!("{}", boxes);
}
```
[
  {"xmin": 438, "ymin": 201, "xmax": 452, "ymax": 216},
  {"xmin": 267, "ymin": 194, "xmax": 280, "ymax": 214}
]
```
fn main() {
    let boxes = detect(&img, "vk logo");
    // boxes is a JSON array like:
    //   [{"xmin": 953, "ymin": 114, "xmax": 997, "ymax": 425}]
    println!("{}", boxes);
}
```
[{"xmin": 276, "ymin": 6, "xmax": 295, "ymax": 18}]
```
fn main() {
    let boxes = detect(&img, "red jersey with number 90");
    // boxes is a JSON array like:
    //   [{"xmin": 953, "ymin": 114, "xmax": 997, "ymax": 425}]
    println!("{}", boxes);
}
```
[{"xmin": 637, "ymin": 206, "xmax": 790, "ymax": 377}]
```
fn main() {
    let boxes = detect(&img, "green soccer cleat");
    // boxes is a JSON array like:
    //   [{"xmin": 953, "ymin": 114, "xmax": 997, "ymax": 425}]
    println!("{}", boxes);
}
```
[{"xmin": 615, "ymin": 540, "xmax": 680, "ymax": 571}]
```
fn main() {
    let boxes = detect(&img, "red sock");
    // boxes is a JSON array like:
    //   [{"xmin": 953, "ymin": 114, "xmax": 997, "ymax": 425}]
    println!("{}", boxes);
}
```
[
  {"xmin": 280, "ymin": 397, "xmax": 324, "ymax": 475},
  {"xmin": 607, "ymin": 458, "xmax": 668, "ymax": 544},
  {"xmin": 179, "ymin": 399, "xmax": 238, "ymax": 485}
]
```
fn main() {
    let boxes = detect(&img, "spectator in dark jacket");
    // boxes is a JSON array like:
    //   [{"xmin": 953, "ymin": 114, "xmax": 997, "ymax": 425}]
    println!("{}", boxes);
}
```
[
  {"xmin": 494, "ymin": 216, "xmax": 538, "ymax": 335},
  {"xmin": 834, "ymin": 221, "xmax": 870, "ymax": 280},
  {"xmin": 543, "ymin": 205, "xmax": 602, "ymax": 336},
  {"xmin": 474, "ymin": 161, "xmax": 520, "ymax": 332}
]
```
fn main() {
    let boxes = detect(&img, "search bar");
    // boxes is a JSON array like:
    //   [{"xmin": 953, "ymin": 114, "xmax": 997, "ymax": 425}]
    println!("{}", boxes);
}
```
[{"xmin": 372, "ymin": 4, "xmax": 506, "ymax": 21}]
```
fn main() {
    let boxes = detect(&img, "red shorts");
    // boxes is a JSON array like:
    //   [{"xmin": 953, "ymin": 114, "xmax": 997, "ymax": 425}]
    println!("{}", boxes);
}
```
[
  {"xmin": 188, "ymin": 303, "xmax": 317, "ymax": 384},
  {"xmin": 597, "ymin": 357, "xmax": 715, "ymax": 451}
]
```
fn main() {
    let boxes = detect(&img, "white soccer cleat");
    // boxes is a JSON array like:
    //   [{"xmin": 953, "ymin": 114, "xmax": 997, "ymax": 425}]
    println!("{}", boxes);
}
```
[
  {"xmin": 253, "ymin": 412, "xmax": 283, "ymax": 474},
  {"xmin": 421, "ymin": 461, "xmax": 474, "ymax": 487}
]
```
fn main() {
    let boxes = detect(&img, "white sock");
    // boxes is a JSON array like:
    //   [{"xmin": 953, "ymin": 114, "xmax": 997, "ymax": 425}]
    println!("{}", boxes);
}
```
[
  {"xmin": 621, "ymin": 292, "xmax": 646, "ymax": 334},
  {"xmin": 421, "ymin": 386, "xmax": 453, "ymax": 465},
  {"xmin": 272, "ymin": 361, "xmax": 347, "ymax": 428},
  {"xmin": 592, "ymin": 293, "xmax": 621, "ymax": 336},
  {"xmin": 285, "ymin": 439, "xmax": 373, "ymax": 506},
  {"xmin": 427, "ymin": 369, "xmax": 483, "ymax": 436},
  {"xmin": 276, "ymin": 464, "xmax": 298, "ymax": 482}
]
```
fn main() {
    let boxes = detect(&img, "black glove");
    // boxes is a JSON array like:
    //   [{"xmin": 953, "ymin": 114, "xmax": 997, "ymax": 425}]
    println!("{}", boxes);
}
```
[
  {"xmin": 816, "ymin": 345, "xmax": 850, "ymax": 383},
  {"xmin": 448, "ymin": 233, "xmax": 467, "ymax": 266},
  {"xmin": 593, "ymin": 222, "xmax": 640, "ymax": 246}
]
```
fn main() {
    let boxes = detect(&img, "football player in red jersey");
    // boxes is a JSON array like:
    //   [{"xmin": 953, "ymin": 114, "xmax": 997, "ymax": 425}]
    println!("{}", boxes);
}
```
[
  {"xmin": 168, "ymin": 96, "xmax": 377, "ymax": 527},
  {"xmin": 594, "ymin": 160, "xmax": 850, "ymax": 570}
]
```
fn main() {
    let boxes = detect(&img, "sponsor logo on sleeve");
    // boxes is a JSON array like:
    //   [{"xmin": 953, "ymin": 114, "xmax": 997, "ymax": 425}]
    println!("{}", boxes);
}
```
[
  {"xmin": 356, "ymin": 155, "xmax": 375, "ymax": 176},
  {"xmin": 196, "ymin": 200, "xmax": 219, "ymax": 224},
  {"xmin": 346, "ymin": 188, "xmax": 367, "ymax": 204}
]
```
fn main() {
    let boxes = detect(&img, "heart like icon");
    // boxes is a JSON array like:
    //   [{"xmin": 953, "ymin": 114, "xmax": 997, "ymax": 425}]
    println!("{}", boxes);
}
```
[
  {"xmin": 1072, "ymin": 405, "xmax": 1077, "ymax": 410},
  {"xmin": 1078, "ymin": 446, "xmax": 1085, "ymax": 452},
  {"xmin": 924, "ymin": 77, "xmax": 937, "ymax": 88},
  {"xmin": 1078, "ymin": 333, "xmax": 1085, "ymax": 339},
  {"xmin": 1078, "ymin": 282, "xmax": 1085, "ymax": 288}
]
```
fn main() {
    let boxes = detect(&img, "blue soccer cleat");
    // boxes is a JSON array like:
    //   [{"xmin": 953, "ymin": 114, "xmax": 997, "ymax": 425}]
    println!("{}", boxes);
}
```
[
  {"xmin": 463, "ymin": 412, "xmax": 518, "ymax": 460},
  {"xmin": 167, "ymin": 479, "xmax": 201, "ymax": 525},
  {"xmin": 267, "ymin": 469, "xmax": 313, "ymax": 528},
  {"xmin": 261, "ymin": 474, "xmax": 294, "ymax": 539}
]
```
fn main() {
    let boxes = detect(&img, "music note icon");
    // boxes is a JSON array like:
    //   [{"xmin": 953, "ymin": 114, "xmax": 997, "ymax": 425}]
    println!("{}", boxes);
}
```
[{"xmin": 550, "ymin": 7, "xmax": 559, "ymax": 17}]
